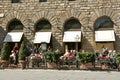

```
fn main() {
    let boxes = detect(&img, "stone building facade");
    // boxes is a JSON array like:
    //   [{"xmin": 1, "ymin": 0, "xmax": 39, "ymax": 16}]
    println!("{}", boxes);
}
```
[{"xmin": 0, "ymin": 0, "xmax": 120, "ymax": 52}]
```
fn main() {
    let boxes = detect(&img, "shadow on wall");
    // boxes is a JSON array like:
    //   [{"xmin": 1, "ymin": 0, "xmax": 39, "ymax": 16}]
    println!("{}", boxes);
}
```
[
  {"xmin": 0, "ymin": 26, "xmax": 6, "ymax": 50},
  {"xmin": 82, "ymin": 36, "xmax": 95, "ymax": 52},
  {"xmin": 115, "ymin": 35, "xmax": 120, "ymax": 51},
  {"xmin": 52, "ymin": 35, "xmax": 95, "ymax": 53},
  {"xmin": 52, "ymin": 36, "xmax": 63, "ymax": 52}
]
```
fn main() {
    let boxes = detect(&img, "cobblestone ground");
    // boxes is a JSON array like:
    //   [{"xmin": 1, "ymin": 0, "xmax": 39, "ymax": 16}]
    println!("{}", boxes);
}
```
[{"xmin": 0, "ymin": 69, "xmax": 119, "ymax": 80}]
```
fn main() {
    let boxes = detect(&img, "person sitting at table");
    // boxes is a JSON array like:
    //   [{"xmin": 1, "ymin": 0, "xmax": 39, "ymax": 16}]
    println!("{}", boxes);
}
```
[
  {"xmin": 102, "ymin": 48, "xmax": 109, "ymax": 58},
  {"xmin": 60, "ymin": 49, "xmax": 76, "ymax": 60}
]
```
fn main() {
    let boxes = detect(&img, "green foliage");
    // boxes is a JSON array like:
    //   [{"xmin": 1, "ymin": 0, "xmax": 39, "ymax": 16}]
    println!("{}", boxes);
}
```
[
  {"xmin": 0, "ymin": 42, "xmax": 11, "ymax": 60},
  {"xmin": 116, "ymin": 52, "xmax": 120, "ymax": 64},
  {"xmin": 18, "ymin": 41, "xmax": 30, "ymax": 60},
  {"xmin": 78, "ymin": 52, "xmax": 95, "ymax": 64},
  {"xmin": 44, "ymin": 51, "xmax": 61, "ymax": 63}
]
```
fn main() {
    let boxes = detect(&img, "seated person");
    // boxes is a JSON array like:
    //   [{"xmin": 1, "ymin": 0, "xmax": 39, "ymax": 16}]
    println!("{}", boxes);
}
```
[
  {"xmin": 60, "ymin": 49, "xmax": 75, "ymax": 60},
  {"xmin": 100, "ymin": 48, "xmax": 109, "ymax": 58},
  {"xmin": 31, "ymin": 51, "xmax": 43, "ymax": 60},
  {"xmin": 60, "ymin": 49, "xmax": 69, "ymax": 60},
  {"xmin": 68, "ymin": 50, "xmax": 76, "ymax": 59},
  {"xmin": 10, "ymin": 50, "xmax": 16, "ymax": 61}
]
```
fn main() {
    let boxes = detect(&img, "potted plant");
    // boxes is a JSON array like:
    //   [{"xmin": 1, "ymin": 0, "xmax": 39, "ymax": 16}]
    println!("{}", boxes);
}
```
[
  {"xmin": 78, "ymin": 52, "xmax": 95, "ymax": 69},
  {"xmin": 0, "ymin": 42, "xmax": 11, "ymax": 68},
  {"xmin": 44, "ymin": 50, "xmax": 61, "ymax": 69},
  {"xmin": 18, "ymin": 41, "xmax": 29, "ymax": 69}
]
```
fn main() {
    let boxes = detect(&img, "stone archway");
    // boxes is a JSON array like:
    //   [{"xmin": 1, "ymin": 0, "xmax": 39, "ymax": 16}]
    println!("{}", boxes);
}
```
[
  {"xmin": 63, "ymin": 17, "xmax": 82, "ymax": 52},
  {"xmin": 58, "ymin": 9, "xmax": 87, "ymax": 28},
  {"xmin": 58, "ymin": 9, "xmax": 90, "ymax": 52},
  {"xmin": 91, "ymin": 7, "xmax": 120, "ymax": 30},
  {"xmin": 56, "ymin": 9, "xmax": 88, "ymax": 51},
  {"xmin": 33, "ymin": 18, "xmax": 52, "ymax": 51},
  {"xmin": 32, "ymin": 10, "xmax": 57, "ymax": 29},
  {"xmin": 2, "ymin": 11, "xmax": 27, "ymax": 30},
  {"xmin": 32, "ymin": 10, "xmax": 59, "ymax": 51},
  {"xmin": 35, "ymin": 18, "xmax": 52, "ymax": 31},
  {"xmin": 0, "ymin": 11, "xmax": 31, "ymax": 50},
  {"xmin": 94, "ymin": 16, "xmax": 115, "ymax": 52},
  {"xmin": 7, "ymin": 18, "xmax": 24, "ymax": 32},
  {"xmin": 91, "ymin": 7, "xmax": 120, "ymax": 51}
]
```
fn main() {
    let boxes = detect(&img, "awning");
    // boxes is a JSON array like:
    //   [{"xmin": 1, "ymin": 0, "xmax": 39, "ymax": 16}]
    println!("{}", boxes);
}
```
[
  {"xmin": 4, "ymin": 32, "xmax": 23, "ymax": 42},
  {"xmin": 95, "ymin": 30, "xmax": 115, "ymax": 42},
  {"xmin": 63, "ymin": 31, "xmax": 81, "ymax": 42},
  {"xmin": 34, "ymin": 32, "xmax": 51, "ymax": 43}
]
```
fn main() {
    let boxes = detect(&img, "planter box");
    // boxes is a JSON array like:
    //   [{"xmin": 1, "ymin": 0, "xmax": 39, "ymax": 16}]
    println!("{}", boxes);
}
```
[
  {"xmin": 47, "ymin": 62, "xmax": 57, "ymax": 69},
  {"xmin": 80, "ymin": 62, "xmax": 94, "ymax": 70},
  {"xmin": 101, "ymin": 63, "xmax": 109, "ymax": 70},
  {"xmin": 19, "ymin": 60, "xmax": 26, "ymax": 69},
  {"xmin": 0, "ymin": 60, "xmax": 9, "ymax": 69}
]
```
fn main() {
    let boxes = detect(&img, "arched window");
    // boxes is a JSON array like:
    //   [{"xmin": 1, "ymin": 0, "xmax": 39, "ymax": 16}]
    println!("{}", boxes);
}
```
[
  {"xmin": 8, "ymin": 19, "xmax": 23, "ymax": 31},
  {"xmin": 63, "ymin": 18, "xmax": 81, "ymax": 52},
  {"xmin": 64, "ymin": 18, "xmax": 81, "ymax": 30},
  {"xmin": 94, "ymin": 16, "xmax": 115, "ymax": 51},
  {"xmin": 11, "ymin": 0, "xmax": 20, "ymax": 3},
  {"xmin": 35, "ymin": 19, "xmax": 51, "ymax": 31},
  {"xmin": 39, "ymin": 0, "xmax": 47, "ymax": 2},
  {"xmin": 94, "ymin": 16, "xmax": 113, "ymax": 30}
]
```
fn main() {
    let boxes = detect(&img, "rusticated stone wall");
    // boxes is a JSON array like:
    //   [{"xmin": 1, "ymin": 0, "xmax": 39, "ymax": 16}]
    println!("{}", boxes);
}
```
[{"xmin": 0, "ymin": 0, "xmax": 120, "ymax": 52}]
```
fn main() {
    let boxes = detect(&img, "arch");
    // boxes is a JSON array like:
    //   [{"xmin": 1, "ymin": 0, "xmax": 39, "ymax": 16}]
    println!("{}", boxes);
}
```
[
  {"xmin": 94, "ymin": 16, "xmax": 113, "ymax": 30},
  {"xmin": 64, "ymin": 17, "xmax": 81, "ymax": 30},
  {"xmin": 7, "ymin": 18, "xmax": 24, "ymax": 31},
  {"xmin": 35, "ymin": 18, "xmax": 51, "ymax": 31},
  {"xmin": 91, "ymin": 7, "xmax": 120, "ymax": 29},
  {"xmin": 32, "ymin": 11, "xmax": 57, "ymax": 27},
  {"xmin": 92, "ymin": 8, "xmax": 118, "ymax": 52},
  {"xmin": 57, "ymin": 8, "xmax": 87, "ymax": 30},
  {"xmin": 2, "ymin": 11, "xmax": 27, "ymax": 30}
]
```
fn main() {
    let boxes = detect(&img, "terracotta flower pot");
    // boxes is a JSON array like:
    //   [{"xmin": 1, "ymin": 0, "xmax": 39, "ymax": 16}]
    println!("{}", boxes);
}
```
[{"xmin": 19, "ymin": 60, "xmax": 26, "ymax": 69}]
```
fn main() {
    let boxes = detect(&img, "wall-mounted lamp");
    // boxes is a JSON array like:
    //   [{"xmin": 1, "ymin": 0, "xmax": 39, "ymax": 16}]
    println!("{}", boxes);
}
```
[{"xmin": 75, "ymin": 35, "xmax": 80, "ymax": 42}]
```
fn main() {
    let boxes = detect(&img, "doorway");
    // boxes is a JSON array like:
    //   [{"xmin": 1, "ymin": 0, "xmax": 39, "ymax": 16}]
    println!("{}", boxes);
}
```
[
  {"xmin": 96, "ymin": 42, "xmax": 115, "ymax": 53},
  {"xmin": 64, "ymin": 42, "xmax": 81, "ymax": 52}
]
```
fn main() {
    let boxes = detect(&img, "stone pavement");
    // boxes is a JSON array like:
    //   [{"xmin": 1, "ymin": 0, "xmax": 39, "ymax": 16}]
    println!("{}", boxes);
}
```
[{"xmin": 0, "ymin": 69, "xmax": 119, "ymax": 80}]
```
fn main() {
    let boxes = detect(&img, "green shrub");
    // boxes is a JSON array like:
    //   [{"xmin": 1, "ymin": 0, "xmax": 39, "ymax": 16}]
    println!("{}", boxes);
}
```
[
  {"xmin": 44, "ymin": 51, "xmax": 61, "ymax": 63},
  {"xmin": 116, "ymin": 52, "xmax": 120, "ymax": 64},
  {"xmin": 78, "ymin": 52, "xmax": 95, "ymax": 64},
  {"xmin": 0, "ymin": 42, "xmax": 11, "ymax": 61},
  {"xmin": 18, "ymin": 41, "xmax": 30, "ymax": 60}
]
